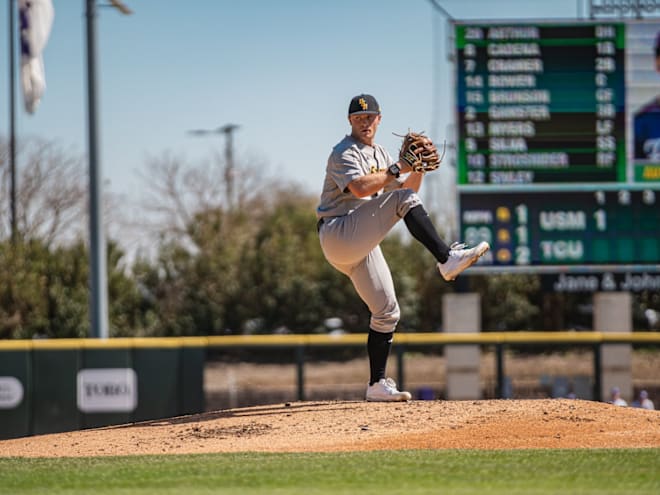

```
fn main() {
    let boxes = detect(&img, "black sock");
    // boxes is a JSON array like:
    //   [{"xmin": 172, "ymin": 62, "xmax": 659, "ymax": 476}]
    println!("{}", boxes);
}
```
[
  {"xmin": 403, "ymin": 205, "xmax": 450, "ymax": 263},
  {"xmin": 368, "ymin": 329, "xmax": 393, "ymax": 385}
]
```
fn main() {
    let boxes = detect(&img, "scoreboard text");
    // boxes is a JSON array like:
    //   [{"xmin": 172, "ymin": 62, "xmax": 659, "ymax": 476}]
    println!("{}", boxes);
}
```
[
  {"xmin": 455, "ymin": 21, "xmax": 660, "ymax": 271},
  {"xmin": 456, "ymin": 23, "xmax": 625, "ymax": 185}
]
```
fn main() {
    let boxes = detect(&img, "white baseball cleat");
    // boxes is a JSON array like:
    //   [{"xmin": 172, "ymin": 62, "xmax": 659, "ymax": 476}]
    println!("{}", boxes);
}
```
[
  {"xmin": 437, "ymin": 241, "xmax": 490, "ymax": 281},
  {"xmin": 366, "ymin": 378, "xmax": 412, "ymax": 402}
]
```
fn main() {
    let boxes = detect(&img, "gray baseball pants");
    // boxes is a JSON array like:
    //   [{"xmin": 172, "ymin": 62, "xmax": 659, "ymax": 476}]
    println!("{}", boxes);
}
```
[{"xmin": 318, "ymin": 189, "xmax": 422, "ymax": 333}]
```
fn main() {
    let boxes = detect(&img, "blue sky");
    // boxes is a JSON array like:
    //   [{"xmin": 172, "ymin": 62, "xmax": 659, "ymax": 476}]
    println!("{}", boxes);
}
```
[{"xmin": 1, "ymin": 0, "xmax": 583, "ymax": 210}]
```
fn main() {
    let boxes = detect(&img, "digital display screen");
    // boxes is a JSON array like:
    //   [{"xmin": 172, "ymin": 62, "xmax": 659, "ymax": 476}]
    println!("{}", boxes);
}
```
[
  {"xmin": 456, "ymin": 23, "xmax": 626, "ymax": 186},
  {"xmin": 460, "ymin": 189, "xmax": 659, "ymax": 266},
  {"xmin": 455, "ymin": 20, "xmax": 660, "ymax": 271}
]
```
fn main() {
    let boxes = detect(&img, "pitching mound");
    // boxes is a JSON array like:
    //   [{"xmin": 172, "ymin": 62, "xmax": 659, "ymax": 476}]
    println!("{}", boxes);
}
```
[{"xmin": 2, "ymin": 399, "xmax": 659, "ymax": 457}]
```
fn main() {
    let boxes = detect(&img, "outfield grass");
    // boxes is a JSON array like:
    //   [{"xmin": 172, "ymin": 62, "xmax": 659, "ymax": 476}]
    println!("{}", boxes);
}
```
[{"xmin": 0, "ymin": 449, "xmax": 658, "ymax": 495}]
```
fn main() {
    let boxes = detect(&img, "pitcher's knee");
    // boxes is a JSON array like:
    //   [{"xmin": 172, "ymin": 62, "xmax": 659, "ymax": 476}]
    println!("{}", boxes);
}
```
[
  {"xmin": 393, "ymin": 189, "xmax": 422, "ymax": 217},
  {"xmin": 370, "ymin": 303, "xmax": 400, "ymax": 333}
]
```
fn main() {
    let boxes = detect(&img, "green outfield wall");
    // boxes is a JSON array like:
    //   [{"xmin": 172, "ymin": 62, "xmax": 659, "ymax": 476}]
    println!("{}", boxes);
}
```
[{"xmin": 0, "ymin": 338, "xmax": 205, "ymax": 439}]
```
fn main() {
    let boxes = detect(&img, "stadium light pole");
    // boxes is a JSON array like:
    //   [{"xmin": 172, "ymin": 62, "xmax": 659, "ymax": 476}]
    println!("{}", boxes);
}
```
[
  {"xmin": 187, "ymin": 124, "xmax": 241, "ymax": 209},
  {"xmin": 85, "ymin": 0, "xmax": 132, "ymax": 339},
  {"xmin": 8, "ymin": 0, "xmax": 17, "ymax": 244}
]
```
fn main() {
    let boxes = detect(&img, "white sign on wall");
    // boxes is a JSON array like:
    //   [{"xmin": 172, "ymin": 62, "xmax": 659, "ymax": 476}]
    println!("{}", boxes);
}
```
[
  {"xmin": 77, "ymin": 368, "xmax": 137, "ymax": 413},
  {"xmin": 0, "ymin": 377, "xmax": 24, "ymax": 409}
]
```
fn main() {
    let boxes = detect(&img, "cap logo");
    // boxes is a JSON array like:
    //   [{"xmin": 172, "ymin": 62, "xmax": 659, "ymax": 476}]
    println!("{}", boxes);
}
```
[{"xmin": 359, "ymin": 98, "xmax": 368, "ymax": 111}]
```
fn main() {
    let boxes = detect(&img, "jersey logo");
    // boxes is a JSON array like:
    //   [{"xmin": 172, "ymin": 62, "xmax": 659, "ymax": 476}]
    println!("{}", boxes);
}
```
[{"xmin": 359, "ymin": 98, "xmax": 368, "ymax": 111}]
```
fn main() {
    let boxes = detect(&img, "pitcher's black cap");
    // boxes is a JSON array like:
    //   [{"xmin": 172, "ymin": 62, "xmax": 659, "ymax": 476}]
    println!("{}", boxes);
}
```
[{"xmin": 348, "ymin": 94, "xmax": 381, "ymax": 116}]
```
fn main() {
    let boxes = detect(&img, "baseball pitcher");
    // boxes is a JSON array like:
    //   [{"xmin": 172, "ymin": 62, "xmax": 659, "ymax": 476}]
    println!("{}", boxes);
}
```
[{"xmin": 316, "ymin": 94, "xmax": 489, "ymax": 402}]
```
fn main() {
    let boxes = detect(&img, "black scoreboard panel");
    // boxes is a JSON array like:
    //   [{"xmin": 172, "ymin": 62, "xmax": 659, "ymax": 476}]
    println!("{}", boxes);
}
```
[
  {"xmin": 455, "ymin": 20, "xmax": 660, "ymax": 271},
  {"xmin": 456, "ymin": 23, "xmax": 626, "ymax": 186},
  {"xmin": 460, "ymin": 189, "xmax": 659, "ymax": 267}
]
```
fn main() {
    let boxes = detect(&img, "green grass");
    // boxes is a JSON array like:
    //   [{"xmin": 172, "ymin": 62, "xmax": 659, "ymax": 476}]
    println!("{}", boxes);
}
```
[{"xmin": 0, "ymin": 449, "xmax": 658, "ymax": 495}]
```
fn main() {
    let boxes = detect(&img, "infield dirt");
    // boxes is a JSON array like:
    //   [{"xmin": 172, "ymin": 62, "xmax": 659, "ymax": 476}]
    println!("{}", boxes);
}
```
[{"xmin": 1, "ymin": 399, "xmax": 659, "ymax": 457}]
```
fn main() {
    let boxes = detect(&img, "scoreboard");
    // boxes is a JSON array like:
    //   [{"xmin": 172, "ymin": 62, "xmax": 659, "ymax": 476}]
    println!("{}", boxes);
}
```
[
  {"xmin": 461, "ymin": 189, "xmax": 658, "ymax": 267},
  {"xmin": 457, "ymin": 23, "xmax": 626, "ymax": 186},
  {"xmin": 455, "ymin": 20, "xmax": 660, "ymax": 272}
]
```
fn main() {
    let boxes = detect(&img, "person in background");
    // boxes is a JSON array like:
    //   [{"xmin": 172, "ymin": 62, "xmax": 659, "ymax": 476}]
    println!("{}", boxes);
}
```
[
  {"xmin": 632, "ymin": 390, "xmax": 655, "ymax": 410},
  {"xmin": 609, "ymin": 386, "xmax": 628, "ymax": 406}
]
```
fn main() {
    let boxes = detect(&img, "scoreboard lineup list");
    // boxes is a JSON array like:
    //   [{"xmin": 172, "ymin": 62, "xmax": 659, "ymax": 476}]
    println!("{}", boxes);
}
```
[{"xmin": 455, "ymin": 21, "xmax": 660, "ymax": 270}]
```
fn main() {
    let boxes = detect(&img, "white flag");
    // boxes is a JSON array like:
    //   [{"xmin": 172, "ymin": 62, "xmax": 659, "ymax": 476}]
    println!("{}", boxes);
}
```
[{"xmin": 19, "ymin": 0, "xmax": 55, "ymax": 114}]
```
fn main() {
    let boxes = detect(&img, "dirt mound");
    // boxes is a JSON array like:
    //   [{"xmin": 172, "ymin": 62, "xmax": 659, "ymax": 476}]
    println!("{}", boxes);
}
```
[{"xmin": 1, "ymin": 399, "xmax": 658, "ymax": 457}]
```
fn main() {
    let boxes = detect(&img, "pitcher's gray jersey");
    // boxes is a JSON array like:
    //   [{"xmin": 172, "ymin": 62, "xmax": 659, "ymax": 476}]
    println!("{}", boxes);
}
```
[{"xmin": 316, "ymin": 135, "xmax": 401, "ymax": 219}]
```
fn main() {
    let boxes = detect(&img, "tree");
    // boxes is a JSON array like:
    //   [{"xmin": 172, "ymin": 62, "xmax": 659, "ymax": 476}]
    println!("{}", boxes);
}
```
[
  {"xmin": 0, "ymin": 137, "xmax": 151, "ymax": 339},
  {"xmin": 132, "ymin": 151, "xmax": 276, "ymax": 335},
  {"xmin": 470, "ymin": 274, "xmax": 541, "ymax": 331},
  {"xmin": 0, "ymin": 238, "xmax": 147, "ymax": 339},
  {"xmin": 0, "ymin": 138, "xmax": 87, "ymax": 245},
  {"xmin": 136, "ymin": 151, "xmax": 272, "ymax": 250}
]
